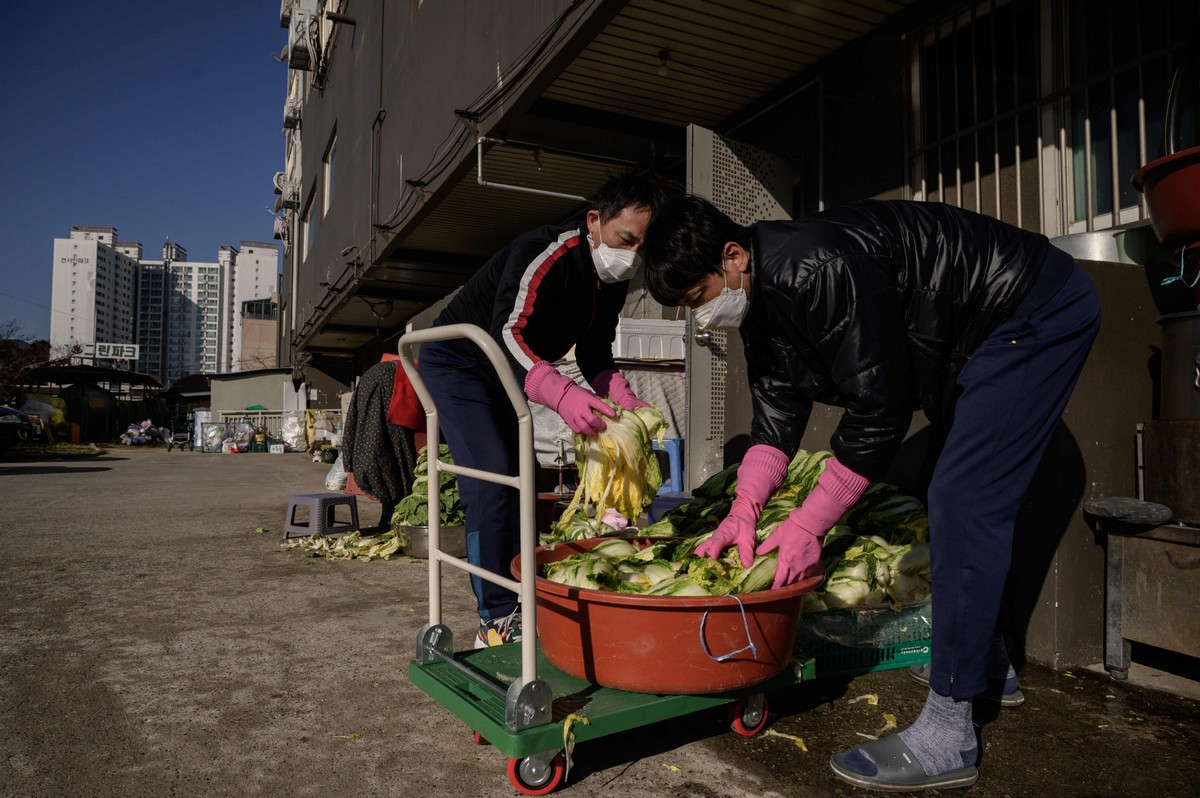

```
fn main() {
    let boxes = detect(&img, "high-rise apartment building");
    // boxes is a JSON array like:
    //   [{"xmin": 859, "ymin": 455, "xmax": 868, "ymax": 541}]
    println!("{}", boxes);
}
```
[
  {"xmin": 50, "ymin": 226, "xmax": 138, "ymax": 352},
  {"xmin": 135, "ymin": 246, "xmax": 225, "ymax": 383},
  {"xmin": 50, "ymin": 227, "xmax": 280, "ymax": 385}
]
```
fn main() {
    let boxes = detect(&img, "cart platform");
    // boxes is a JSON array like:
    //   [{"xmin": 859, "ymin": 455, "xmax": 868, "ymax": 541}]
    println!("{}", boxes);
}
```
[{"xmin": 409, "ymin": 641, "xmax": 809, "ymax": 759}]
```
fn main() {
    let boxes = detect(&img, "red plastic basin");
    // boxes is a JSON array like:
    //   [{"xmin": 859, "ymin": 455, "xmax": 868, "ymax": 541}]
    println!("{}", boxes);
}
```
[
  {"xmin": 1131, "ymin": 145, "xmax": 1200, "ymax": 250},
  {"xmin": 512, "ymin": 538, "xmax": 822, "ymax": 695}
]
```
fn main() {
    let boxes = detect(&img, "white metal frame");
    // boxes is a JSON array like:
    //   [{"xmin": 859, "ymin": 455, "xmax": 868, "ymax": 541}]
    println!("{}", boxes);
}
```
[{"xmin": 396, "ymin": 323, "xmax": 541, "ymax": 690}]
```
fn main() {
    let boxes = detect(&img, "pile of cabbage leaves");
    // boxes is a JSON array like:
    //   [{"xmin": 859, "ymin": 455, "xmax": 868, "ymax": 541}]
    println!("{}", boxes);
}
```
[{"xmin": 544, "ymin": 448, "xmax": 932, "ymax": 609}]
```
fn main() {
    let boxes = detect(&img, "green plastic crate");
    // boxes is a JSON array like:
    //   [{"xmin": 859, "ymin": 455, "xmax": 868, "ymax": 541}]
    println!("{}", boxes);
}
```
[{"xmin": 794, "ymin": 601, "xmax": 932, "ymax": 679}]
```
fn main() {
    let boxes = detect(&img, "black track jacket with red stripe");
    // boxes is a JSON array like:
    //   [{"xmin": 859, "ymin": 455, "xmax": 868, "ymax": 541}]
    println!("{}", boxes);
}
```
[{"xmin": 431, "ymin": 222, "xmax": 628, "ymax": 387}]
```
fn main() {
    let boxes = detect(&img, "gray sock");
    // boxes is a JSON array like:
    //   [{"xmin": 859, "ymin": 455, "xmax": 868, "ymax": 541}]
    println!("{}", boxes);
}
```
[{"xmin": 897, "ymin": 690, "xmax": 977, "ymax": 775}]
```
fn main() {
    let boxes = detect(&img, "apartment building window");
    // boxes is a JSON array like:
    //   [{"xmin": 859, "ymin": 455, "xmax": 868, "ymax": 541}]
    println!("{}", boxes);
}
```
[
  {"xmin": 303, "ymin": 191, "xmax": 317, "ymax": 261},
  {"xmin": 906, "ymin": 0, "xmax": 1198, "ymax": 237},
  {"xmin": 324, "ymin": 132, "xmax": 336, "ymax": 216}
]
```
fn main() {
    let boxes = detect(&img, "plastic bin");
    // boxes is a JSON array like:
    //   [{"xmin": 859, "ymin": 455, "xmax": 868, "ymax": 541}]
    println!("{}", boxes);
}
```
[
  {"xmin": 651, "ymin": 437, "xmax": 684, "ymax": 495},
  {"xmin": 514, "ymin": 537, "xmax": 823, "ymax": 694},
  {"xmin": 793, "ymin": 601, "xmax": 932, "ymax": 679},
  {"xmin": 646, "ymin": 492, "xmax": 691, "ymax": 523},
  {"xmin": 613, "ymin": 318, "xmax": 686, "ymax": 360}
]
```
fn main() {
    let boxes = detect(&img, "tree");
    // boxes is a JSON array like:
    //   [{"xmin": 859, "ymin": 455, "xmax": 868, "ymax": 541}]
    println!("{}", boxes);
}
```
[{"xmin": 0, "ymin": 321, "xmax": 76, "ymax": 406}]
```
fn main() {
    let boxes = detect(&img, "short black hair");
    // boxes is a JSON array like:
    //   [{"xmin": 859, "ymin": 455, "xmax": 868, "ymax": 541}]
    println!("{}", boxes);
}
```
[
  {"xmin": 591, "ymin": 172, "xmax": 667, "ymax": 223},
  {"xmin": 643, "ymin": 195, "xmax": 749, "ymax": 306}
]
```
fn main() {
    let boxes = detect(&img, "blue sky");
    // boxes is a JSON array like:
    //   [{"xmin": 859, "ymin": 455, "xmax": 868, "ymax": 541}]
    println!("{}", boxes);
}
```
[{"xmin": 0, "ymin": 2, "xmax": 287, "ymax": 340}]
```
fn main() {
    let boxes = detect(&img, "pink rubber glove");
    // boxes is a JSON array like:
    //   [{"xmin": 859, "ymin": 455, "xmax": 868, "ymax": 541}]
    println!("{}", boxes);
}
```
[
  {"xmin": 694, "ymin": 445, "xmax": 790, "ymax": 567},
  {"xmin": 601, "ymin": 508, "xmax": 629, "ymax": 530},
  {"xmin": 757, "ymin": 458, "xmax": 869, "ymax": 589},
  {"xmin": 591, "ymin": 369, "xmax": 649, "ymax": 411},
  {"xmin": 524, "ymin": 360, "xmax": 615, "ymax": 436}
]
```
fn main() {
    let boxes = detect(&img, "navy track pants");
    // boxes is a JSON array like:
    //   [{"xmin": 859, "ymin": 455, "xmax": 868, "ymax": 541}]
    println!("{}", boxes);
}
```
[
  {"xmin": 927, "ymin": 253, "xmax": 1101, "ymax": 700},
  {"xmin": 417, "ymin": 341, "xmax": 521, "ymax": 621}
]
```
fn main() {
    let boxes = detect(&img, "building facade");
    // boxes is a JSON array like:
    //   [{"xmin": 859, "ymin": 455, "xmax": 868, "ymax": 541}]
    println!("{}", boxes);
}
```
[
  {"xmin": 135, "ymin": 247, "xmax": 225, "ymax": 384},
  {"xmin": 50, "ymin": 226, "xmax": 138, "ymax": 354},
  {"xmin": 272, "ymin": 0, "xmax": 1198, "ymax": 670},
  {"xmin": 227, "ymin": 241, "xmax": 281, "ymax": 371},
  {"xmin": 238, "ymin": 296, "xmax": 281, "ymax": 371},
  {"xmin": 50, "ymin": 230, "xmax": 280, "ymax": 384}
]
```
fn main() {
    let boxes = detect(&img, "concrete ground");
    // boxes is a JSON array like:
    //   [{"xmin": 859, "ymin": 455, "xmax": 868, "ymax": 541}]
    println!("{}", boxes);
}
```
[{"xmin": 2, "ymin": 447, "xmax": 1198, "ymax": 798}]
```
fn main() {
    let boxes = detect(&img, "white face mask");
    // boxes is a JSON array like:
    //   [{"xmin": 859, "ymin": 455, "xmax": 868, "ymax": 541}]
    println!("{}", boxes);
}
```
[
  {"xmin": 692, "ymin": 268, "xmax": 748, "ymax": 330},
  {"xmin": 587, "ymin": 232, "xmax": 641, "ymax": 283}
]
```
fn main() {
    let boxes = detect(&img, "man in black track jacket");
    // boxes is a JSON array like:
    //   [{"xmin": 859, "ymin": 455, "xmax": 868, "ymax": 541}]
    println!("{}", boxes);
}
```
[
  {"xmin": 417, "ymin": 173, "xmax": 666, "ymax": 649},
  {"xmin": 643, "ymin": 196, "xmax": 1100, "ymax": 793}
]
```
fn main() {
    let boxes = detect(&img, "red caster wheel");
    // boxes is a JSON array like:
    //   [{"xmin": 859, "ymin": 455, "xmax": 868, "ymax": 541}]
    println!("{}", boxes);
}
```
[
  {"xmin": 507, "ymin": 753, "xmax": 565, "ymax": 796},
  {"xmin": 472, "ymin": 730, "xmax": 489, "ymax": 745},
  {"xmin": 729, "ymin": 694, "xmax": 769, "ymax": 736}
]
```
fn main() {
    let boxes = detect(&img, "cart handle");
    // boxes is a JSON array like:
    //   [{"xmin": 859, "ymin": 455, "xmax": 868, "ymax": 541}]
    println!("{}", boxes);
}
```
[{"xmin": 397, "ymin": 323, "xmax": 539, "ymax": 689}]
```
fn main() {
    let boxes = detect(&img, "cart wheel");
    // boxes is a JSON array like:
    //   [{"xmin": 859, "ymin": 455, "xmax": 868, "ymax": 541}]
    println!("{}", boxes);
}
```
[
  {"xmin": 730, "ymin": 695, "xmax": 769, "ymax": 737},
  {"xmin": 472, "ymin": 730, "xmax": 489, "ymax": 746},
  {"xmin": 507, "ymin": 753, "xmax": 564, "ymax": 796}
]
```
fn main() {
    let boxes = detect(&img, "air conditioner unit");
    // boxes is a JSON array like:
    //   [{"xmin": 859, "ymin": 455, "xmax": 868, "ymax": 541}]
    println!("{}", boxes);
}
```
[
  {"xmin": 279, "ymin": 0, "xmax": 292, "ymax": 28},
  {"xmin": 278, "ymin": 184, "xmax": 300, "ymax": 211},
  {"xmin": 287, "ymin": 12, "xmax": 313, "ymax": 71},
  {"xmin": 283, "ymin": 97, "xmax": 302, "ymax": 130},
  {"xmin": 273, "ymin": 215, "xmax": 289, "ymax": 241}
]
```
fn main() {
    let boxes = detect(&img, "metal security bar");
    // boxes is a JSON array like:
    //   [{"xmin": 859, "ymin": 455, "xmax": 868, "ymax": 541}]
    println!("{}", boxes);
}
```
[{"xmin": 906, "ymin": 0, "xmax": 1198, "ymax": 238}]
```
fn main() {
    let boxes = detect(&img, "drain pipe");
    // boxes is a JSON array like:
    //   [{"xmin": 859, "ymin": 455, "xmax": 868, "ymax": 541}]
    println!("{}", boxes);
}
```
[{"xmin": 476, "ymin": 136, "xmax": 590, "ymax": 202}]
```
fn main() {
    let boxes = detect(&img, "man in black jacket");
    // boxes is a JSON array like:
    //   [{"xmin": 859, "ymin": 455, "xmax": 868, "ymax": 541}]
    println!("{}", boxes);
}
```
[
  {"xmin": 643, "ymin": 196, "xmax": 1100, "ymax": 792},
  {"xmin": 417, "ymin": 173, "xmax": 666, "ymax": 649}
]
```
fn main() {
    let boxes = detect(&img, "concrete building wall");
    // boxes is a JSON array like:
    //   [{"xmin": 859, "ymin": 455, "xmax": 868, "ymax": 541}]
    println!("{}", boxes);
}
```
[
  {"xmin": 279, "ymin": 0, "xmax": 579, "ymax": 367},
  {"xmin": 240, "ymin": 314, "xmax": 279, "ymax": 371},
  {"xmin": 217, "ymin": 246, "xmax": 237, "ymax": 373},
  {"xmin": 210, "ymin": 372, "xmax": 292, "ymax": 416},
  {"xmin": 229, "ymin": 241, "xmax": 280, "ymax": 371},
  {"xmin": 210, "ymin": 367, "xmax": 346, "ymax": 415}
]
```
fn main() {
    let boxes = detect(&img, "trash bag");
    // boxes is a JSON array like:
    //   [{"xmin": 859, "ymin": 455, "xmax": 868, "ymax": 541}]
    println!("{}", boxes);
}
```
[
  {"xmin": 325, "ymin": 453, "xmax": 348, "ymax": 491},
  {"xmin": 282, "ymin": 411, "xmax": 307, "ymax": 452}
]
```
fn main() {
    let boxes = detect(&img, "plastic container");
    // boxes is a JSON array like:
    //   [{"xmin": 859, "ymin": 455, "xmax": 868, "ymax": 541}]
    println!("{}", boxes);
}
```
[
  {"xmin": 613, "ymin": 318, "xmax": 687, "ymax": 360},
  {"xmin": 512, "ymin": 538, "xmax": 822, "ymax": 695},
  {"xmin": 1131, "ymin": 145, "xmax": 1200, "ymax": 250},
  {"xmin": 651, "ymin": 437, "xmax": 684, "ymax": 494},
  {"xmin": 793, "ymin": 601, "xmax": 932, "ymax": 679},
  {"xmin": 396, "ymin": 524, "xmax": 467, "ymax": 559}
]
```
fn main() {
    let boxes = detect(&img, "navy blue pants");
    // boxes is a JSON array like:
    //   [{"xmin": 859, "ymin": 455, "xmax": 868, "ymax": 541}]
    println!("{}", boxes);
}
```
[
  {"xmin": 417, "ymin": 341, "xmax": 520, "ymax": 621},
  {"xmin": 926, "ymin": 250, "xmax": 1100, "ymax": 699}
]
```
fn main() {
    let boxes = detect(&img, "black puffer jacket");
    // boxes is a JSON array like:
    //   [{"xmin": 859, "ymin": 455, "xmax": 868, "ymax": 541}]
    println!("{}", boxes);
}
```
[{"xmin": 743, "ymin": 200, "xmax": 1051, "ymax": 480}]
